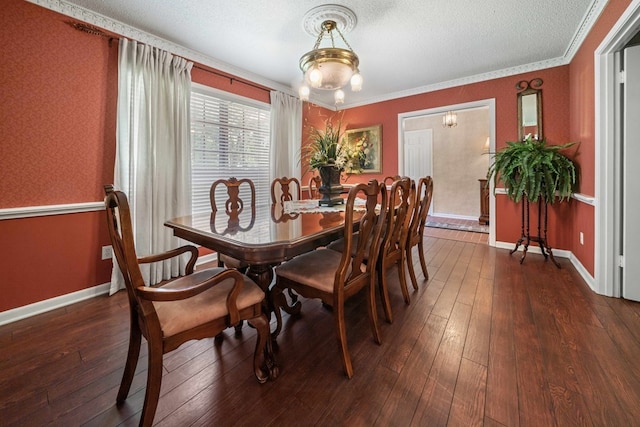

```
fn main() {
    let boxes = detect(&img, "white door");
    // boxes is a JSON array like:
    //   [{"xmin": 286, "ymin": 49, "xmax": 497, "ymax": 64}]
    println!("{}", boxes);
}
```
[
  {"xmin": 622, "ymin": 44, "xmax": 640, "ymax": 301},
  {"xmin": 402, "ymin": 129, "xmax": 433, "ymax": 212}
]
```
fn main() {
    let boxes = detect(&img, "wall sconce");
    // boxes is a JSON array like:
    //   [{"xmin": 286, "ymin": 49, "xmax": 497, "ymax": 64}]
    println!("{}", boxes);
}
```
[
  {"xmin": 442, "ymin": 110, "xmax": 457, "ymax": 128},
  {"xmin": 483, "ymin": 136, "xmax": 490, "ymax": 154}
]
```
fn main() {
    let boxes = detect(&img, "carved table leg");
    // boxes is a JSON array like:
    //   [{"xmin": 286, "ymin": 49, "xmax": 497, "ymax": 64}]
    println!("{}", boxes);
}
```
[{"xmin": 246, "ymin": 263, "xmax": 301, "ymax": 338}]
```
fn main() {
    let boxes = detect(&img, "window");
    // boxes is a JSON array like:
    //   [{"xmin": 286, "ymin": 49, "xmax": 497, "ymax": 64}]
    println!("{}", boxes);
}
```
[{"xmin": 191, "ymin": 84, "xmax": 271, "ymax": 214}]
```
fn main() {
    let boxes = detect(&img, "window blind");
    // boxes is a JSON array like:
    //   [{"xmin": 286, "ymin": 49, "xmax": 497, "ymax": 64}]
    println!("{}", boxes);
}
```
[{"xmin": 190, "ymin": 86, "xmax": 271, "ymax": 214}]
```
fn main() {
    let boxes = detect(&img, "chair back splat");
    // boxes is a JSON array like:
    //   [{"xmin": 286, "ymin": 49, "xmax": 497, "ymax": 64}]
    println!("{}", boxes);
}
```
[
  {"xmin": 377, "ymin": 177, "xmax": 416, "ymax": 323},
  {"xmin": 271, "ymin": 176, "xmax": 302, "ymax": 204},
  {"xmin": 308, "ymin": 175, "xmax": 322, "ymax": 199},
  {"xmin": 383, "ymin": 175, "xmax": 402, "ymax": 187},
  {"xmin": 406, "ymin": 176, "xmax": 434, "ymax": 289},
  {"xmin": 210, "ymin": 177, "xmax": 256, "ymax": 270},
  {"xmin": 104, "ymin": 185, "xmax": 276, "ymax": 426},
  {"xmin": 272, "ymin": 179, "xmax": 387, "ymax": 378}
]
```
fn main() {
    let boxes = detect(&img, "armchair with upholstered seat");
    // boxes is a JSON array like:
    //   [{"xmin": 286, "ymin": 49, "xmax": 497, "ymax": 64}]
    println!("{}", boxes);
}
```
[
  {"xmin": 104, "ymin": 185, "xmax": 276, "ymax": 427},
  {"xmin": 270, "ymin": 179, "xmax": 387, "ymax": 378}
]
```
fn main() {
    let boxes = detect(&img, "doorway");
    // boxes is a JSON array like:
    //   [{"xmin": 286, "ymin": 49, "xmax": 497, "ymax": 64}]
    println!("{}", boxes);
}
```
[
  {"xmin": 595, "ymin": 2, "xmax": 640, "ymax": 298},
  {"xmin": 397, "ymin": 99, "xmax": 496, "ymax": 246}
]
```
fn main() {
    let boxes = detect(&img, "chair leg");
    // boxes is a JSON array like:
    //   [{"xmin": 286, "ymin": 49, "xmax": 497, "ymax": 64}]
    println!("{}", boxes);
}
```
[
  {"xmin": 117, "ymin": 312, "xmax": 142, "ymax": 404},
  {"xmin": 406, "ymin": 245, "xmax": 419, "ymax": 291},
  {"xmin": 248, "ymin": 313, "xmax": 278, "ymax": 383},
  {"xmin": 397, "ymin": 254, "xmax": 411, "ymax": 305},
  {"xmin": 367, "ymin": 277, "xmax": 382, "ymax": 345},
  {"xmin": 140, "ymin": 338, "xmax": 164, "ymax": 427},
  {"xmin": 418, "ymin": 239, "xmax": 429, "ymax": 281},
  {"xmin": 377, "ymin": 263, "xmax": 394, "ymax": 324},
  {"xmin": 234, "ymin": 320, "xmax": 244, "ymax": 337},
  {"xmin": 333, "ymin": 302, "xmax": 354, "ymax": 379}
]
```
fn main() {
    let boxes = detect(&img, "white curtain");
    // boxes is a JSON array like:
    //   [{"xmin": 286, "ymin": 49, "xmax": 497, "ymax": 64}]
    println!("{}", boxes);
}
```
[
  {"xmin": 110, "ymin": 38, "xmax": 193, "ymax": 295},
  {"xmin": 270, "ymin": 91, "xmax": 302, "ymax": 182}
]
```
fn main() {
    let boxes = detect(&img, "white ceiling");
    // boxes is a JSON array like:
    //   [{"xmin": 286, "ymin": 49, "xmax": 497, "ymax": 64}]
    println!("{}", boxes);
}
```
[{"xmin": 38, "ymin": 0, "xmax": 605, "ymax": 109}]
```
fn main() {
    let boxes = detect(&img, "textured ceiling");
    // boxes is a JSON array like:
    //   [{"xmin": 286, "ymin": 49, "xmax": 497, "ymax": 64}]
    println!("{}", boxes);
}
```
[{"xmin": 35, "ymin": 0, "xmax": 605, "ymax": 109}]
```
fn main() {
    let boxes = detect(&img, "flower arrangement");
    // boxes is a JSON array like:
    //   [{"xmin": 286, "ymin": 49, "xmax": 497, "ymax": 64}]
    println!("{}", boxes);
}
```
[
  {"xmin": 352, "ymin": 133, "xmax": 372, "ymax": 169},
  {"xmin": 304, "ymin": 117, "xmax": 363, "ymax": 174}
]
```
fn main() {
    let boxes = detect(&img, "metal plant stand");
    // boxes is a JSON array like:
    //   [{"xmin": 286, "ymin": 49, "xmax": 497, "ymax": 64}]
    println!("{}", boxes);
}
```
[{"xmin": 510, "ymin": 198, "xmax": 560, "ymax": 268}]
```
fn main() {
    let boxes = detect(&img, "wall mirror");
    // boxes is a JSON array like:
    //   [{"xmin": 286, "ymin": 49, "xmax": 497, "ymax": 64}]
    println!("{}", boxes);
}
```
[{"xmin": 516, "ymin": 78, "xmax": 543, "ymax": 141}]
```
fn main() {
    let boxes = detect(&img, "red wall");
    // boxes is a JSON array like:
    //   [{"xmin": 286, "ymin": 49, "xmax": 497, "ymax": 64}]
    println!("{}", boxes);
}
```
[
  {"xmin": 0, "ymin": 0, "xmax": 632, "ymax": 312},
  {"xmin": 303, "ymin": 66, "xmax": 573, "ymax": 249},
  {"xmin": 0, "ymin": 0, "xmax": 268, "ymax": 312}
]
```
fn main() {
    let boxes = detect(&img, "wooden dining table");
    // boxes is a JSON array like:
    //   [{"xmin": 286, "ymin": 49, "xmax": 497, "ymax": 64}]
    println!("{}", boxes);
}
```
[{"xmin": 165, "ymin": 201, "xmax": 363, "ymax": 328}]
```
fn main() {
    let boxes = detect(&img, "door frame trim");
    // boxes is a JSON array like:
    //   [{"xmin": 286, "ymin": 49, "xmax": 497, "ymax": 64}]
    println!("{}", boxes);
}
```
[
  {"xmin": 595, "ymin": 0, "xmax": 640, "ymax": 297},
  {"xmin": 397, "ymin": 98, "xmax": 496, "ymax": 246}
]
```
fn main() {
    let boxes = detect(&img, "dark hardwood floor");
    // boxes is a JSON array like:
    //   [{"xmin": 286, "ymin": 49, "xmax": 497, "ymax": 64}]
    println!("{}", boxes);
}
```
[{"xmin": 2, "ymin": 234, "xmax": 640, "ymax": 426}]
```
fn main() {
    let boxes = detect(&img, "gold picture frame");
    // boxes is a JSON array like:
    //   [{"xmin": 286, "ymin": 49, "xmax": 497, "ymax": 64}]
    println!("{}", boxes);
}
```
[{"xmin": 345, "ymin": 125, "xmax": 382, "ymax": 173}]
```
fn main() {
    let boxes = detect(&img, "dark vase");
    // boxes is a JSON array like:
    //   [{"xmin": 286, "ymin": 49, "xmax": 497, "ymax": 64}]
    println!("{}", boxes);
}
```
[{"xmin": 317, "ymin": 164, "xmax": 344, "ymax": 206}]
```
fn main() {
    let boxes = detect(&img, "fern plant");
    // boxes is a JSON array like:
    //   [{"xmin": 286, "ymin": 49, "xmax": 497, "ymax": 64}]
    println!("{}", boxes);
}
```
[{"xmin": 487, "ymin": 135, "xmax": 576, "ymax": 204}]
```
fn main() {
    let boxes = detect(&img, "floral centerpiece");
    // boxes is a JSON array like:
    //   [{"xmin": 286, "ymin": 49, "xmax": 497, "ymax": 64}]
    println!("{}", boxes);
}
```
[
  {"xmin": 303, "ymin": 117, "xmax": 362, "ymax": 206},
  {"xmin": 305, "ymin": 118, "xmax": 363, "ymax": 174}
]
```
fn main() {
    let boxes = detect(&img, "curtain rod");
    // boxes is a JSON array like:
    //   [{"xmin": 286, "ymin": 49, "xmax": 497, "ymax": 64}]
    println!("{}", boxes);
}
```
[
  {"xmin": 193, "ymin": 65, "xmax": 271, "ymax": 93},
  {"xmin": 67, "ymin": 21, "xmax": 271, "ymax": 95}
]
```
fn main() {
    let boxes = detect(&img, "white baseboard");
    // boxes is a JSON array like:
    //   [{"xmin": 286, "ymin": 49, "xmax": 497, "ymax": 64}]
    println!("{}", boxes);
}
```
[
  {"xmin": 0, "ymin": 282, "xmax": 111, "ymax": 326},
  {"xmin": 495, "ymin": 240, "xmax": 595, "ymax": 291},
  {"xmin": 196, "ymin": 253, "xmax": 217, "ymax": 266},
  {"xmin": 494, "ymin": 240, "xmax": 570, "ymax": 258},
  {"xmin": 569, "ymin": 252, "xmax": 596, "ymax": 292},
  {"xmin": 431, "ymin": 212, "xmax": 478, "ymax": 221}
]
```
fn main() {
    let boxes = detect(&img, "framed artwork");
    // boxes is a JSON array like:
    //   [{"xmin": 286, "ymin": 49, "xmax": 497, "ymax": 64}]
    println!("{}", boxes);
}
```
[{"xmin": 345, "ymin": 125, "xmax": 382, "ymax": 173}]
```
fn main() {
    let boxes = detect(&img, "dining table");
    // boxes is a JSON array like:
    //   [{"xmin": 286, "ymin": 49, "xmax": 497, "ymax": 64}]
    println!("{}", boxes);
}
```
[{"xmin": 164, "ymin": 199, "xmax": 365, "ymax": 329}]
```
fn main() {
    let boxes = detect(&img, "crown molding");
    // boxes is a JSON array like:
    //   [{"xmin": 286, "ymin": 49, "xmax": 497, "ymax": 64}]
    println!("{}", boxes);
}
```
[
  {"xmin": 28, "ymin": 0, "xmax": 606, "ymax": 110},
  {"xmin": 341, "ymin": 57, "xmax": 567, "ymax": 109},
  {"xmin": 26, "ymin": 0, "xmax": 294, "ymax": 97},
  {"xmin": 563, "ymin": 0, "xmax": 609, "ymax": 61}
]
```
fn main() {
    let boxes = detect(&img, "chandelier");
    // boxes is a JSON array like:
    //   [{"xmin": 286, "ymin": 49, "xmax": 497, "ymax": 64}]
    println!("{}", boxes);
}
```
[
  {"xmin": 298, "ymin": 5, "xmax": 362, "ymax": 105},
  {"xmin": 442, "ymin": 110, "xmax": 458, "ymax": 128}
]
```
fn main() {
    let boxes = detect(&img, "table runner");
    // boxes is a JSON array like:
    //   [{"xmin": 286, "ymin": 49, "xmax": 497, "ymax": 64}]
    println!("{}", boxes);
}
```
[{"xmin": 283, "ymin": 199, "xmax": 368, "ymax": 214}]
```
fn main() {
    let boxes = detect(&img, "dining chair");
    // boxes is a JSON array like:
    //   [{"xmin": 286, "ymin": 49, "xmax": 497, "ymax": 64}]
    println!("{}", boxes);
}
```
[
  {"xmin": 210, "ymin": 177, "xmax": 256, "ymax": 270},
  {"xmin": 270, "ymin": 176, "xmax": 302, "ymax": 223},
  {"xmin": 271, "ymin": 176, "xmax": 301, "ymax": 204},
  {"xmin": 271, "ymin": 179, "xmax": 387, "ymax": 378},
  {"xmin": 406, "ymin": 176, "xmax": 434, "ymax": 290},
  {"xmin": 376, "ymin": 177, "xmax": 415, "ymax": 322},
  {"xmin": 308, "ymin": 175, "xmax": 322, "ymax": 199},
  {"xmin": 383, "ymin": 175, "xmax": 401, "ymax": 187},
  {"xmin": 104, "ymin": 185, "xmax": 276, "ymax": 427},
  {"xmin": 327, "ymin": 177, "xmax": 415, "ymax": 323}
]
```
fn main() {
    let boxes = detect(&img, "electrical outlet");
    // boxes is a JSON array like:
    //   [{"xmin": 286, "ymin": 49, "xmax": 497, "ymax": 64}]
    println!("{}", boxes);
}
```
[
  {"xmin": 101, "ymin": 245, "xmax": 113, "ymax": 260},
  {"xmin": 579, "ymin": 232, "xmax": 584, "ymax": 245}
]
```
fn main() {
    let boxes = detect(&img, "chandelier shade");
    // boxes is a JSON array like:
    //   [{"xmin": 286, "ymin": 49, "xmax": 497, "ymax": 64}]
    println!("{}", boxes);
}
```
[
  {"xmin": 300, "ymin": 47, "xmax": 359, "ymax": 90},
  {"xmin": 298, "ymin": 6, "xmax": 361, "ymax": 104}
]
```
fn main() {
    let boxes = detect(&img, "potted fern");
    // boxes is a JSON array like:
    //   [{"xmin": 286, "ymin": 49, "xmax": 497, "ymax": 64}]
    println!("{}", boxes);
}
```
[
  {"xmin": 487, "ymin": 135, "xmax": 577, "ymax": 266},
  {"xmin": 487, "ymin": 135, "xmax": 576, "ymax": 204}
]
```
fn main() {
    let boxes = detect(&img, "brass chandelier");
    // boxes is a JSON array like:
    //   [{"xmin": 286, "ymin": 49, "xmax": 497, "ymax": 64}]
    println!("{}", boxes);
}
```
[{"xmin": 298, "ymin": 5, "xmax": 362, "ymax": 105}]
